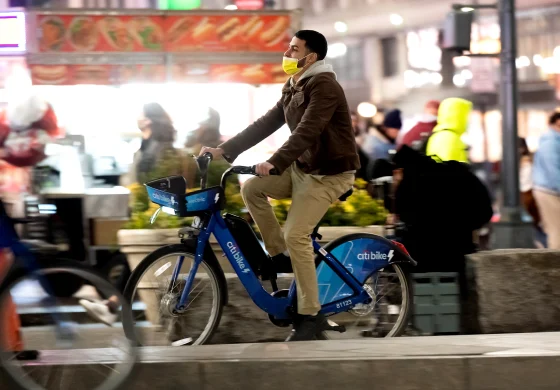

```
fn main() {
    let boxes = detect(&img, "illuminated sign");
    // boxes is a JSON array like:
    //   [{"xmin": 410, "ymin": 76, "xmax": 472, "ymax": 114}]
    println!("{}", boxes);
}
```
[
  {"xmin": 0, "ymin": 12, "xmax": 26, "ymax": 54},
  {"xmin": 0, "ymin": 12, "xmax": 26, "ymax": 53},
  {"xmin": 235, "ymin": 0, "xmax": 264, "ymax": 9}
]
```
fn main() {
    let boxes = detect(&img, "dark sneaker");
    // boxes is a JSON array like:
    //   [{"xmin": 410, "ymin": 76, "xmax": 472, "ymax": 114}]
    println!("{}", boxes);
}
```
[
  {"xmin": 286, "ymin": 313, "xmax": 327, "ymax": 342},
  {"xmin": 271, "ymin": 253, "xmax": 293, "ymax": 274}
]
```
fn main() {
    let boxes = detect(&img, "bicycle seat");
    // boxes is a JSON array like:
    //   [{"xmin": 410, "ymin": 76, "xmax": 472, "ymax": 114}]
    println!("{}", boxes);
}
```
[{"xmin": 338, "ymin": 189, "xmax": 353, "ymax": 202}]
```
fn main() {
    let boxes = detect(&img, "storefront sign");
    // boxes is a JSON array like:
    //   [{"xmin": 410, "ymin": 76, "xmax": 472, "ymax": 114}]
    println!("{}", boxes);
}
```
[
  {"xmin": 29, "ymin": 63, "xmax": 286, "ymax": 85},
  {"xmin": 470, "ymin": 57, "xmax": 497, "ymax": 93},
  {"xmin": 0, "ymin": 12, "xmax": 26, "ymax": 54},
  {"xmin": 36, "ymin": 12, "xmax": 290, "ymax": 53},
  {"xmin": 164, "ymin": 14, "xmax": 289, "ymax": 52},
  {"xmin": 29, "ymin": 64, "xmax": 167, "ymax": 85}
]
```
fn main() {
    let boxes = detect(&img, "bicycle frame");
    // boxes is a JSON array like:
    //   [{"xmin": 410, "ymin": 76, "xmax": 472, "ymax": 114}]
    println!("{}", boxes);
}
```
[{"xmin": 174, "ymin": 210, "xmax": 372, "ymax": 320}]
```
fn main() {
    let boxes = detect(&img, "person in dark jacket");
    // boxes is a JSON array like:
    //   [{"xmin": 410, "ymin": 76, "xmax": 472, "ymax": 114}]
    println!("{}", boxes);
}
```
[
  {"xmin": 351, "ymin": 111, "xmax": 369, "ymax": 180},
  {"xmin": 185, "ymin": 107, "xmax": 222, "ymax": 150},
  {"xmin": 362, "ymin": 109, "xmax": 401, "ymax": 163},
  {"xmin": 200, "ymin": 30, "xmax": 360, "ymax": 341},
  {"xmin": 120, "ymin": 102, "xmax": 181, "ymax": 187},
  {"xmin": 391, "ymin": 145, "xmax": 492, "ymax": 332},
  {"xmin": 82, "ymin": 102, "xmax": 183, "ymax": 325}
]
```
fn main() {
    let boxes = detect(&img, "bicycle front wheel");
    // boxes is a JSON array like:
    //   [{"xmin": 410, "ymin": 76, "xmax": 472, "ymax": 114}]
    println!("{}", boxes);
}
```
[
  {"xmin": 0, "ymin": 260, "xmax": 137, "ymax": 390},
  {"xmin": 122, "ymin": 244, "xmax": 225, "ymax": 347}
]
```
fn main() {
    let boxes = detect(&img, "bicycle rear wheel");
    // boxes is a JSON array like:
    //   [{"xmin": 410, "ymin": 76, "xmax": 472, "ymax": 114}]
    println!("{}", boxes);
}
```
[
  {"xmin": 0, "ymin": 260, "xmax": 137, "ymax": 390},
  {"xmin": 316, "ymin": 234, "xmax": 413, "ymax": 340}
]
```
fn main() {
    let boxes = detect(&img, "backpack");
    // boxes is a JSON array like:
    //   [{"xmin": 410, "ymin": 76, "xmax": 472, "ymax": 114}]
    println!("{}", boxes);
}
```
[{"xmin": 394, "ymin": 147, "xmax": 493, "ymax": 232}]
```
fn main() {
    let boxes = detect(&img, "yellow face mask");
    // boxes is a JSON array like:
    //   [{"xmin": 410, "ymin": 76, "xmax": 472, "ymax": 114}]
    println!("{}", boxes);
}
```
[
  {"xmin": 282, "ymin": 57, "xmax": 301, "ymax": 75},
  {"xmin": 282, "ymin": 54, "xmax": 311, "ymax": 75}
]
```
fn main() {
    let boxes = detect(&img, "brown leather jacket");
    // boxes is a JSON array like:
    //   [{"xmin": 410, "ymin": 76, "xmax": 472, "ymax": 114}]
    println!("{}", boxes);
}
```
[{"xmin": 219, "ymin": 70, "xmax": 360, "ymax": 175}]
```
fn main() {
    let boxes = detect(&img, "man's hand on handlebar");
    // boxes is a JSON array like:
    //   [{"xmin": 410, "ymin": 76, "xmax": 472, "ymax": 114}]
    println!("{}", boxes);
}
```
[
  {"xmin": 255, "ymin": 162, "xmax": 276, "ymax": 176},
  {"xmin": 199, "ymin": 146, "xmax": 224, "ymax": 159}
]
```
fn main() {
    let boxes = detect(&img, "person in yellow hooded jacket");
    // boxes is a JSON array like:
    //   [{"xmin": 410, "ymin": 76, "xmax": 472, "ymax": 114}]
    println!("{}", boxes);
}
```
[{"xmin": 425, "ymin": 97, "xmax": 472, "ymax": 163}]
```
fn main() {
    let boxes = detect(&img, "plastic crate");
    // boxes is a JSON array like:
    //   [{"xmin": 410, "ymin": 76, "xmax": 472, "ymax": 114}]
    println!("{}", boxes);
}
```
[{"xmin": 412, "ymin": 272, "xmax": 461, "ymax": 335}]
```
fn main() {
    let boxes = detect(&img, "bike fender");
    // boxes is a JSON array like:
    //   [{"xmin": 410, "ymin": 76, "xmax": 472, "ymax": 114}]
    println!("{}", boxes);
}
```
[{"xmin": 387, "ymin": 240, "xmax": 418, "ymax": 267}]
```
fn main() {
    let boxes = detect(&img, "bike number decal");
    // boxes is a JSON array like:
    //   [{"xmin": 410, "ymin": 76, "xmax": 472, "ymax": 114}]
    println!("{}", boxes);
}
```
[{"xmin": 335, "ymin": 299, "xmax": 352, "ymax": 309}]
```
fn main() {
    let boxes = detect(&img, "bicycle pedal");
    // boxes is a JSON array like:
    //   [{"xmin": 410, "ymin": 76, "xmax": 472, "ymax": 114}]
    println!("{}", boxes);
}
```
[
  {"xmin": 171, "ymin": 337, "xmax": 193, "ymax": 347},
  {"xmin": 324, "ymin": 320, "xmax": 346, "ymax": 333}
]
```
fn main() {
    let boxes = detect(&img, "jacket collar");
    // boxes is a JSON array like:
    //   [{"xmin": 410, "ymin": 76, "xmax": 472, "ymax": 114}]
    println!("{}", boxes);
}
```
[{"xmin": 282, "ymin": 61, "xmax": 337, "ymax": 93}]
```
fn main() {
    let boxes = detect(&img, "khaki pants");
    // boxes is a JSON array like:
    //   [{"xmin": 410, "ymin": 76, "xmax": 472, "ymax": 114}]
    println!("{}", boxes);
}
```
[
  {"xmin": 241, "ymin": 164, "xmax": 355, "ymax": 315},
  {"xmin": 533, "ymin": 189, "xmax": 560, "ymax": 249}
]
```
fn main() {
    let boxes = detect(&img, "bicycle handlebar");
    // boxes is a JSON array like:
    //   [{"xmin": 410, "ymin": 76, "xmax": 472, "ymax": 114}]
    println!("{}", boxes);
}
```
[{"xmin": 194, "ymin": 153, "xmax": 278, "ymax": 190}]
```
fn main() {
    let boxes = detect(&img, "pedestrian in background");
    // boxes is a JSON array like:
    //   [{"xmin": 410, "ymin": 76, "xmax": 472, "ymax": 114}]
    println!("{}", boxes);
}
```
[
  {"xmin": 532, "ymin": 111, "xmax": 560, "ymax": 249},
  {"xmin": 425, "ymin": 98, "xmax": 471, "ymax": 162},
  {"xmin": 400, "ymin": 100, "xmax": 440, "ymax": 149},
  {"xmin": 362, "ymin": 109, "xmax": 401, "ymax": 163}
]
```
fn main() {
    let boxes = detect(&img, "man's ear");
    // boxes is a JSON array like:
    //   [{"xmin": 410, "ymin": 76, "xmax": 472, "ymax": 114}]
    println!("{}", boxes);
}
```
[{"xmin": 309, "ymin": 52, "xmax": 319, "ymax": 64}]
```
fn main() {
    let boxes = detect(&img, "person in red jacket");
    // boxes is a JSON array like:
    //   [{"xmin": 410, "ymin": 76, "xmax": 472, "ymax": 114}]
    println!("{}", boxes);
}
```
[
  {"xmin": 399, "ymin": 100, "xmax": 439, "ymax": 149},
  {"xmin": 0, "ymin": 93, "xmax": 61, "ymax": 359},
  {"xmin": 0, "ymin": 94, "xmax": 61, "ymax": 167}
]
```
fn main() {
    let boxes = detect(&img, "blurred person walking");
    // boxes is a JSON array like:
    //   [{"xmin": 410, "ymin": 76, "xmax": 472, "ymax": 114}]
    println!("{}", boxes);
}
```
[
  {"xmin": 351, "ymin": 111, "xmax": 369, "ymax": 180},
  {"xmin": 185, "ymin": 107, "xmax": 222, "ymax": 151},
  {"xmin": 425, "ymin": 98, "xmax": 471, "ymax": 162},
  {"xmin": 361, "ymin": 109, "xmax": 402, "ymax": 163},
  {"xmin": 400, "ymin": 100, "xmax": 440, "ymax": 149},
  {"xmin": 532, "ymin": 111, "xmax": 560, "ymax": 249},
  {"xmin": 519, "ymin": 137, "xmax": 546, "ymax": 247},
  {"xmin": 121, "ymin": 102, "xmax": 183, "ymax": 187},
  {"xmin": 82, "ymin": 102, "xmax": 185, "ymax": 325},
  {"xmin": 0, "ymin": 92, "xmax": 61, "ymax": 359}
]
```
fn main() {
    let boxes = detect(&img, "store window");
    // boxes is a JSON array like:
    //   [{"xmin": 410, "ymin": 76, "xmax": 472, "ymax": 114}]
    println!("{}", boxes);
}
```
[
  {"xmin": 328, "ymin": 42, "xmax": 364, "ymax": 82},
  {"xmin": 404, "ymin": 28, "xmax": 445, "ymax": 88},
  {"xmin": 516, "ymin": 9, "xmax": 560, "ymax": 82},
  {"xmin": 381, "ymin": 36, "xmax": 398, "ymax": 78}
]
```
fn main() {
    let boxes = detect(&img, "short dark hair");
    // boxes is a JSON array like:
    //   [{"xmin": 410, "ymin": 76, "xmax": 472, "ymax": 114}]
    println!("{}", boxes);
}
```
[
  {"xmin": 294, "ymin": 30, "xmax": 328, "ymax": 60},
  {"xmin": 549, "ymin": 111, "xmax": 560, "ymax": 125}
]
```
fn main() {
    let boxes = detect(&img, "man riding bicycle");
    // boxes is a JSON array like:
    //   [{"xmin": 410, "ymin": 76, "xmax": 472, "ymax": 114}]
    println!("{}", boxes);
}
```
[{"xmin": 200, "ymin": 30, "xmax": 360, "ymax": 341}]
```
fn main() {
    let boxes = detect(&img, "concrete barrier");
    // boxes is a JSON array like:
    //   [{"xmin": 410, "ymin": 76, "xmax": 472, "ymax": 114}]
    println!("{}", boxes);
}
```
[
  {"xmin": 466, "ymin": 249, "xmax": 560, "ymax": 334},
  {"xmin": 3, "ymin": 333, "xmax": 560, "ymax": 390}
]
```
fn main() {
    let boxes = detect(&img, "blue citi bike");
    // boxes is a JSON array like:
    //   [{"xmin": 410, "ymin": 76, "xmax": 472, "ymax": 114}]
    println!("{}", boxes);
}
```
[{"xmin": 122, "ymin": 154, "xmax": 416, "ymax": 345}]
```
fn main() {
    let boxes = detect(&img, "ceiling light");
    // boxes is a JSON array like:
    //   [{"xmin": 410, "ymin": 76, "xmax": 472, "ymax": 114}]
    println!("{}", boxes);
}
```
[
  {"xmin": 357, "ymin": 102, "xmax": 378, "ymax": 118},
  {"xmin": 327, "ymin": 43, "xmax": 347, "ymax": 58},
  {"xmin": 430, "ymin": 72, "xmax": 443, "ymax": 85},
  {"xmin": 453, "ymin": 74, "xmax": 466, "ymax": 87},
  {"xmin": 533, "ymin": 54, "xmax": 543, "ymax": 67},
  {"xmin": 390, "ymin": 13, "xmax": 403, "ymax": 26},
  {"xmin": 334, "ymin": 21, "xmax": 348, "ymax": 33},
  {"xmin": 461, "ymin": 69, "xmax": 473, "ymax": 80},
  {"xmin": 224, "ymin": 4, "xmax": 237, "ymax": 10},
  {"xmin": 461, "ymin": 7, "xmax": 475, "ymax": 12}
]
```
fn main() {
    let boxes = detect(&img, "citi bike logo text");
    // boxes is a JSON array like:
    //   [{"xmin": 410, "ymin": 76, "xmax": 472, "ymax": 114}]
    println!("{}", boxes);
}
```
[
  {"xmin": 153, "ymin": 192, "xmax": 177, "ymax": 205},
  {"xmin": 358, "ymin": 249, "xmax": 394, "ymax": 261},
  {"xmin": 227, "ymin": 242, "xmax": 251, "ymax": 273}
]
